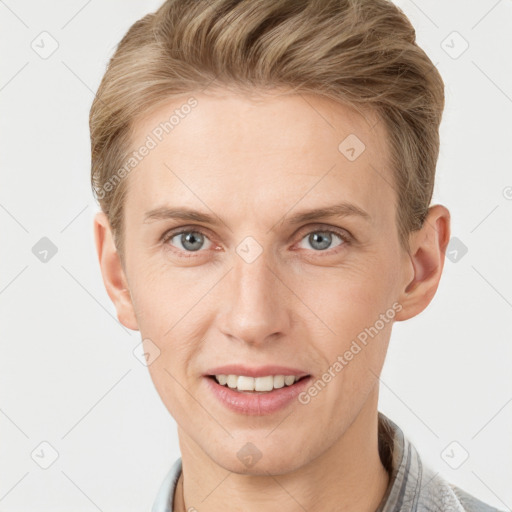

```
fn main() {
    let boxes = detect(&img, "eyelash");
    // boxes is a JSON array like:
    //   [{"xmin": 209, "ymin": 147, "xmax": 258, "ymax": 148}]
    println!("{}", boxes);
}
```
[{"xmin": 160, "ymin": 225, "xmax": 352, "ymax": 258}]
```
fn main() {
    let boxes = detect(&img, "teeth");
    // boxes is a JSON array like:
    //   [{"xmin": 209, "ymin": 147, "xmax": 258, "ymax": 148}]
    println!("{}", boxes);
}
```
[
  {"xmin": 214, "ymin": 374, "xmax": 304, "ymax": 392},
  {"xmin": 227, "ymin": 375, "xmax": 238, "ymax": 388},
  {"xmin": 284, "ymin": 375, "xmax": 296, "ymax": 386},
  {"xmin": 216, "ymin": 374, "xmax": 228, "ymax": 386}
]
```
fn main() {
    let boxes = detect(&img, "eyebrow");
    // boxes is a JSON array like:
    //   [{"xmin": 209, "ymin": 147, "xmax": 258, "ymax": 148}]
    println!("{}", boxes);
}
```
[{"xmin": 143, "ymin": 202, "xmax": 371, "ymax": 228}]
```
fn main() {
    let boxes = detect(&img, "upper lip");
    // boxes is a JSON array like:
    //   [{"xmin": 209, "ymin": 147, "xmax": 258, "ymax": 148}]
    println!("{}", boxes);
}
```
[{"xmin": 205, "ymin": 364, "xmax": 311, "ymax": 378}]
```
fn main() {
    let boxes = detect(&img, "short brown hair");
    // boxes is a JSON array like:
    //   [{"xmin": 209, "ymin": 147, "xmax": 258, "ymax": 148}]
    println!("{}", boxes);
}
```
[{"xmin": 90, "ymin": 0, "xmax": 444, "ymax": 259}]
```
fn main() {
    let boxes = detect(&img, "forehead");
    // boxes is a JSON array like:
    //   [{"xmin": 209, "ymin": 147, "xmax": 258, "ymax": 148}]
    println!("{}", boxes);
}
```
[{"xmin": 124, "ymin": 88, "xmax": 395, "ymax": 228}]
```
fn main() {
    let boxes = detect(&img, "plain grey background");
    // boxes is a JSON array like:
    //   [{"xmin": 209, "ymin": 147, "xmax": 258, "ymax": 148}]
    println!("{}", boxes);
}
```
[{"xmin": 1, "ymin": 0, "xmax": 511, "ymax": 510}]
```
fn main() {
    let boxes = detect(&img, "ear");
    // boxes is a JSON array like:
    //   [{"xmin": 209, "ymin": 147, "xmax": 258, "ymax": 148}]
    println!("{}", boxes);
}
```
[
  {"xmin": 93, "ymin": 211, "xmax": 139, "ymax": 331},
  {"xmin": 395, "ymin": 204, "xmax": 451, "ymax": 321}
]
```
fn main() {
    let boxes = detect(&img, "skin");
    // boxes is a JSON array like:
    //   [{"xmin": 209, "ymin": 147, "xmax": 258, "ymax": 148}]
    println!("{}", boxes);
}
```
[{"xmin": 94, "ymin": 88, "xmax": 450, "ymax": 512}]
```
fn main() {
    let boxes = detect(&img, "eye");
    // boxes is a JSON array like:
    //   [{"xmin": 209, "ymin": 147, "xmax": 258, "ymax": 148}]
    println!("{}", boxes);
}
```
[
  {"xmin": 163, "ymin": 228, "xmax": 213, "ymax": 253},
  {"xmin": 161, "ymin": 225, "xmax": 351, "ymax": 257},
  {"xmin": 296, "ymin": 228, "xmax": 349, "ymax": 252}
]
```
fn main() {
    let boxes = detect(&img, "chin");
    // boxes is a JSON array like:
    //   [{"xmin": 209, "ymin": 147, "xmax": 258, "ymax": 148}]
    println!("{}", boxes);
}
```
[{"xmin": 209, "ymin": 446, "xmax": 307, "ymax": 477}]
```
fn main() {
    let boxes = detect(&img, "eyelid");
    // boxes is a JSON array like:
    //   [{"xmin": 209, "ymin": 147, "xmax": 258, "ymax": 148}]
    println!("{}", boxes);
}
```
[
  {"xmin": 160, "ymin": 225, "xmax": 214, "ymax": 243},
  {"xmin": 160, "ymin": 225, "xmax": 217, "ymax": 255},
  {"xmin": 295, "ymin": 223, "xmax": 353, "ymax": 242}
]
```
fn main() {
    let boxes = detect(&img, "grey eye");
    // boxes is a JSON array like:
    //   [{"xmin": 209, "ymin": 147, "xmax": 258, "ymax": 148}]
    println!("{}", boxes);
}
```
[
  {"xmin": 298, "ymin": 231, "xmax": 344, "ymax": 251},
  {"xmin": 170, "ymin": 231, "xmax": 212, "ymax": 252}
]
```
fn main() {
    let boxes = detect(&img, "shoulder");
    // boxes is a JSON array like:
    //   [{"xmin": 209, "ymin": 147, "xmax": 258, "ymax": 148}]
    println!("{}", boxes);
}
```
[
  {"xmin": 416, "ymin": 463, "xmax": 505, "ymax": 512},
  {"xmin": 376, "ymin": 412, "xmax": 505, "ymax": 512},
  {"xmin": 449, "ymin": 482, "xmax": 505, "ymax": 512}
]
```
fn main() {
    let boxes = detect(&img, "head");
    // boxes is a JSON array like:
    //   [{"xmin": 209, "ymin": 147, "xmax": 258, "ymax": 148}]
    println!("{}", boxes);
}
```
[{"xmin": 92, "ymin": 0, "xmax": 450, "ymax": 475}]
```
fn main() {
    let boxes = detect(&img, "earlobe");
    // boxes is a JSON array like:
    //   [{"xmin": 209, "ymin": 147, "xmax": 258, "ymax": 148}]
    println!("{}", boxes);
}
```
[
  {"xmin": 395, "ymin": 204, "xmax": 451, "ymax": 321},
  {"xmin": 93, "ymin": 211, "xmax": 139, "ymax": 331}
]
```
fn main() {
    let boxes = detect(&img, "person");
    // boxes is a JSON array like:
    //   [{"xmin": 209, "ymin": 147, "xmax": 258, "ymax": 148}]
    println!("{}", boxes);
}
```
[{"xmin": 89, "ymin": 0, "xmax": 503, "ymax": 511}]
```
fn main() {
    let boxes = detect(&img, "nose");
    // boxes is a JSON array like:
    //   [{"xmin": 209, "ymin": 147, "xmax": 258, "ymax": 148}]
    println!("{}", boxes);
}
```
[{"xmin": 218, "ymin": 245, "xmax": 291, "ymax": 347}]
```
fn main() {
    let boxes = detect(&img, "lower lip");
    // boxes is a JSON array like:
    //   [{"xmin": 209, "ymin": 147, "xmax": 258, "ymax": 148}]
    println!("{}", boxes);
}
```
[{"xmin": 204, "ymin": 376, "xmax": 312, "ymax": 415}]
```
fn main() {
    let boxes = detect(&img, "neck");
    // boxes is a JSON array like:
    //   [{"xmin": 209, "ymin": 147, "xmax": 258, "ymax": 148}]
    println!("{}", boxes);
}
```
[{"xmin": 174, "ymin": 387, "xmax": 390, "ymax": 512}]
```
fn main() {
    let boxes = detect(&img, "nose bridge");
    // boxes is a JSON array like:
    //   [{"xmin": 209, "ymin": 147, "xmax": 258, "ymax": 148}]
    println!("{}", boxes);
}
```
[{"xmin": 220, "ymin": 240, "xmax": 288, "ymax": 344}]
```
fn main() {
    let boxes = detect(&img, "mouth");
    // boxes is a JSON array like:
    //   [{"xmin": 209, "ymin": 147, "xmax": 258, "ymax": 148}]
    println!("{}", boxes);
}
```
[
  {"xmin": 203, "ymin": 372, "xmax": 314, "ymax": 415},
  {"xmin": 206, "ymin": 374, "xmax": 312, "ymax": 394}
]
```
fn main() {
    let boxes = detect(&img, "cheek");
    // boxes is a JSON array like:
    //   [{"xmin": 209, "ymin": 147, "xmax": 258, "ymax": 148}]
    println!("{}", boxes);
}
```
[
  {"xmin": 129, "ymin": 260, "xmax": 206, "ymax": 332},
  {"xmin": 292, "ymin": 254, "xmax": 399, "ymax": 382},
  {"xmin": 297, "ymin": 257, "xmax": 398, "ymax": 329},
  {"xmin": 146, "ymin": 357, "xmax": 196, "ymax": 424},
  {"xmin": 129, "ymin": 265, "xmax": 221, "ymax": 372}
]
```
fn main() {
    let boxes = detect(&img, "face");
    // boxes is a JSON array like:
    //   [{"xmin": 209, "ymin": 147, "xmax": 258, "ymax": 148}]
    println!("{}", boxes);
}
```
[{"xmin": 100, "ymin": 88, "xmax": 431, "ymax": 475}]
